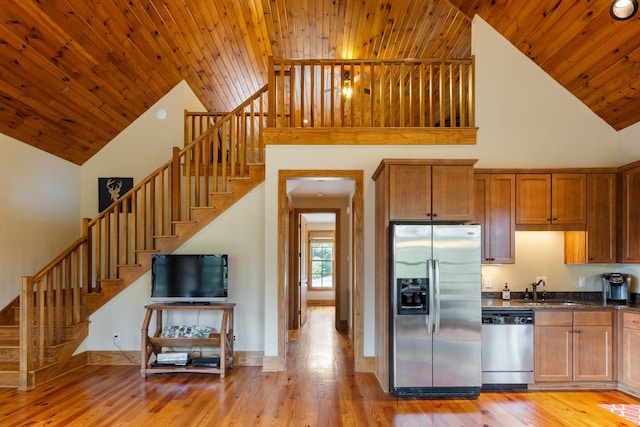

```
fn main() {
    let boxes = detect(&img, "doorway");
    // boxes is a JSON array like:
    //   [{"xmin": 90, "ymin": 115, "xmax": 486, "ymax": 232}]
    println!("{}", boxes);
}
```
[
  {"xmin": 277, "ymin": 170, "xmax": 364, "ymax": 371},
  {"xmin": 290, "ymin": 209, "xmax": 340, "ymax": 331}
]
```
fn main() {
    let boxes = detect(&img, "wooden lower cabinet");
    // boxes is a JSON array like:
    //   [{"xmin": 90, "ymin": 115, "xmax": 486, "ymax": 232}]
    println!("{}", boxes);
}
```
[
  {"xmin": 534, "ymin": 310, "xmax": 612, "ymax": 383},
  {"xmin": 622, "ymin": 312, "xmax": 640, "ymax": 388}
]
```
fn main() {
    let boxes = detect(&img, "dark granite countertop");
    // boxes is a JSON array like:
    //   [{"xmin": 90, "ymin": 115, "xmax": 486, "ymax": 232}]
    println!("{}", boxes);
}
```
[{"xmin": 482, "ymin": 298, "xmax": 640, "ymax": 312}]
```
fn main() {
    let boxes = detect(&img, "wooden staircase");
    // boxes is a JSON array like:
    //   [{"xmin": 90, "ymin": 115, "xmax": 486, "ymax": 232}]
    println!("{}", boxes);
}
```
[{"xmin": 0, "ymin": 86, "xmax": 268, "ymax": 390}]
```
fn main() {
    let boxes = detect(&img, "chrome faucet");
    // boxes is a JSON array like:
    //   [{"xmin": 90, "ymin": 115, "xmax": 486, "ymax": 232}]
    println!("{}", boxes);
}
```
[{"xmin": 531, "ymin": 279, "xmax": 545, "ymax": 301}]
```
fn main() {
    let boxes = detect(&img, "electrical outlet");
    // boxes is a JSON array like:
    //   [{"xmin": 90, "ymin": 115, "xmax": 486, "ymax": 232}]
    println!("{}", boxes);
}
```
[
  {"xmin": 233, "ymin": 335, "xmax": 238, "ymax": 344},
  {"xmin": 579, "ymin": 277, "xmax": 586, "ymax": 288},
  {"xmin": 484, "ymin": 276, "xmax": 493, "ymax": 289},
  {"xmin": 113, "ymin": 333, "xmax": 120, "ymax": 345},
  {"xmin": 536, "ymin": 276, "xmax": 547, "ymax": 287}
]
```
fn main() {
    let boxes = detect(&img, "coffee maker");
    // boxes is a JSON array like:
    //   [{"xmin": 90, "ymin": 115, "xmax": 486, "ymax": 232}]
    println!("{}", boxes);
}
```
[{"xmin": 601, "ymin": 273, "xmax": 630, "ymax": 304}]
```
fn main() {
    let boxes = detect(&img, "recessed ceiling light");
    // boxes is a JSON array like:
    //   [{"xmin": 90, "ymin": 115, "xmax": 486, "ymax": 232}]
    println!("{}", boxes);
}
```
[{"xmin": 611, "ymin": 0, "xmax": 638, "ymax": 20}]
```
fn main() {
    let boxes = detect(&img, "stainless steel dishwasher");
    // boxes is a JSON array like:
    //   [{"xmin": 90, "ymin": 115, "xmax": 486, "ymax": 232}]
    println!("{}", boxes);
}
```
[{"xmin": 481, "ymin": 309, "xmax": 534, "ymax": 387}]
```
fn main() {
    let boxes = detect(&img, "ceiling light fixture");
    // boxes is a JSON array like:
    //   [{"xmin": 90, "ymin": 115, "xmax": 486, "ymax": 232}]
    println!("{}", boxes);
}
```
[
  {"xmin": 155, "ymin": 107, "xmax": 168, "ymax": 120},
  {"xmin": 610, "ymin": 0, "xmax": 638, "ymax": 20},
  {"xmin": 342, "ymin": 71, "xmax": 353, "ymax": 99}
]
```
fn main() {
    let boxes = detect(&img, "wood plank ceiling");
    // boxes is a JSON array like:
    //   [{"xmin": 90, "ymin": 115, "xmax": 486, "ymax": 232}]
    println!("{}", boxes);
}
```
[{"xmin": 0, "ymin": 1, "xmax": 638, "ymax": 165}]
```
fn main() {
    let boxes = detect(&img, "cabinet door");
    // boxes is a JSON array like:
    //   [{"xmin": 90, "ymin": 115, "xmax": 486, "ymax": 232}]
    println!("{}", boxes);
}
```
[
  {"xmin": 586, "ymin": 173, "xmax": 616, "ymax": 263},
  {"xmin": 620, "ymin": 166, "xmax": 640, "ymax": 262},
  {"xmin": 389, "ymin": 165, "xmax": 431, "ymax": 220},
  {"xmin": 552, "ymin": 174, "xmax": 586, "ymax": 226},
  {"xmin": 622, "ymin": 313, "xmax": 640, "ymax": 388},
  {"xmin": 475, "ymin": 174, "xmax": 515, "ymax": 264},
  {"xmin": 534, "ymin": 325, "xmax": 573, "ymax": 382},
  {"xmin": 572, "ymin": 311, "xmax": 612, "ymax": 382},
  {"xmin": 573, "ymin": 325, "xmax": 613, "ymax": 381},
  {"xmin": 431, "ymin": 165, "xmax": 474, "ymax": 221},
  {"xmin": 516, "ymin": 174, "xmax": 551, "ymax": 225},
  {"xmin": 474, "ymin": 175, "xmax": 489, "ymax": 261}
]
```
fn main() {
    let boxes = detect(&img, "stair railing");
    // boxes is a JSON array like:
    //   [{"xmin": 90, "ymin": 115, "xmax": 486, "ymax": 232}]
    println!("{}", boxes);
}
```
[{"xmin": 19, "ymin": 85, "xmax": 268, "ymax": 389}]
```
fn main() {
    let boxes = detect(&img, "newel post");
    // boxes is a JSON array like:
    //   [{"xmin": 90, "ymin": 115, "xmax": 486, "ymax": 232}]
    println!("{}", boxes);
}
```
[{"xmin": 18, "ymin": 276, "xmax": 34, "ymax": 390}]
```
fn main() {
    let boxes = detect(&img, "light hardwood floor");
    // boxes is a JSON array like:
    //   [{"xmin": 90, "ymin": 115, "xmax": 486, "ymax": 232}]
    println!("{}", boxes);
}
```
[{"xmin": 2, "ymin": 306, "xmax": 640, "ymax": 426}]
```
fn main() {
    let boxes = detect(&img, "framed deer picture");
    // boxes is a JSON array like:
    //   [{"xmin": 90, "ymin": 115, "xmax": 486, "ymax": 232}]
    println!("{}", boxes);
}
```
[{"xmin": 98, "ymin": 177, "xmax": 133, "ymax": 213}]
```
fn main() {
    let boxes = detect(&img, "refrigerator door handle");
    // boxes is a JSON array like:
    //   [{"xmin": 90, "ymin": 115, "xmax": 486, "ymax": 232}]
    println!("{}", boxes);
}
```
[
  {"xmin": 434, "ymin": 259, "xmax": 441, "ymax": 334},
  {"xmin": 427, "ymin": 259, "xmax": 434, "ymax": 335}
]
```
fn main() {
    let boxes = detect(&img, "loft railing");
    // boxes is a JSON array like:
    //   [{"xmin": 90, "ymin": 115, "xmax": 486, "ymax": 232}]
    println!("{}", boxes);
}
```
[
  {"xmin": 19, "ymin": 86, "xmax": 268, "ymax": 389},
  {"xmin": 267, "ymin": 57, "xmax": 475, "ymax": 129}
]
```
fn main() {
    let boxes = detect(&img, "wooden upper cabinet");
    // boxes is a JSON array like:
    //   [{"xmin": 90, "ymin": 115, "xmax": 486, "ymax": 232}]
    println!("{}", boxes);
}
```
[
  {"xmin": 389, "ymin": 165, "xmax": 431, "ymax": 219},
  {"xmin": 620, "ymin": 163, "xmax": 640, "ymax": 262},
  {"xmin": 431, "ymin": 165, "xmax": 474, "ymax": 221},
  {"xmin": 586, "ymin": 173, "xmax": 617, "ymax": 263},
  {"xmin": 564, "ymin": 173, "xmax": 617, "ymax": 264},
  {"xmin": 516, "ymin": 174, "xmax": 551, "ymax": 225},
  {"xmin": 387, "ymin": 161, "xmax": 474, "ymax": 221},
  {"xmin": 516, "ymin": 173, "xmax": 586, "ymax": 230},
  {"xmin": 552, "ymin": 174, "xmax": 587, "ymax": 226},
  {"xmin": 475, "ymin": 174, "xmax": 515, "ymax": 264}
]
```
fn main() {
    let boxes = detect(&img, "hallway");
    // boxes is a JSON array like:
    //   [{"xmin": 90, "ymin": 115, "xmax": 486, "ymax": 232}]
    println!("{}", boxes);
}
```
[{"xmin": 1, "ymin": 306, "xmax": 640, "ymax": 425}]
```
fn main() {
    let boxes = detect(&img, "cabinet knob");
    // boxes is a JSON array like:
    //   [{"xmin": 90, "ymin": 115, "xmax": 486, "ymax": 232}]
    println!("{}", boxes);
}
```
[{"xmin": 432, "ymin": 213, "xmax": 438, "ymax": 218}]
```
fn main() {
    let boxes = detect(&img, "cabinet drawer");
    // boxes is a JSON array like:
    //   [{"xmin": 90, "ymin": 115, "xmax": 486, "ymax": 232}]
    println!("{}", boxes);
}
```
[
  {"xmin": 574, "ymin": 310, "xmax": 612, "ymax": 326},
  {"xmin": 535, "ymin": 310, "xmax": 572, "ymax": 326},
  {"xmin": 623, "ymin": 312, "xmax": 640, "ymax": 330}
]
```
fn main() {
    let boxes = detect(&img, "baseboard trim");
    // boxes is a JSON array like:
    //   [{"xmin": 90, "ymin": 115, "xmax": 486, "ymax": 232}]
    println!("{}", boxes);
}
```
[
  {"xmin": 307, "ymin": 300, "xmax": 335, "ymax": 306},
  {"xmin": 88, "ymin": 351, "xmax": 140, "ymax": 366},
  {"xmin": 528, "ymin": 381, "xmax": 617, "ymax": 391},
  {"xmin": 359, "ymin": 356, "xmax": 375, "ymax": 372}
]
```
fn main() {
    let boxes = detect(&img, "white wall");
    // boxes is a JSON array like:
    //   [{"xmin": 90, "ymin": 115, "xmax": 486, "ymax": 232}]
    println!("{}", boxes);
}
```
[
  {"xmin": 80, "ymin": 81, "xmax": 205, "ymax": 218},
  {"xmin": 0, "ymin": 136, "xmax": 79, "ymax": 308},
  {"xmin": 617, "ymin": 121, "xmax": 640, "ymax": 163},
  {"xmin": 472, "ymin": 17, "xmax": 618, "ymax": 168}
]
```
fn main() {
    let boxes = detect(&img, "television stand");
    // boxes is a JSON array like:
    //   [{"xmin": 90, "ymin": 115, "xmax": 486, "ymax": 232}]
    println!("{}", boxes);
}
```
[{"xmin": 140, "ymin": 302, "xmax": 235, "ymax": 378}]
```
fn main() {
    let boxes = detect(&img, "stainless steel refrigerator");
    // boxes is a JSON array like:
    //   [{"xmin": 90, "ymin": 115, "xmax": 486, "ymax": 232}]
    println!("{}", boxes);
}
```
[{"xmin": 390, "ymin": 222, "xmax": 482, "ymax": 398}]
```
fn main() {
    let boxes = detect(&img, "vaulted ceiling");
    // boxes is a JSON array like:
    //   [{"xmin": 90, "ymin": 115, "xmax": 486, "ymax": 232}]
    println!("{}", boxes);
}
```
[{"xmin": 1, "ymin": 1, "xmax": 639, "ymax": 165}]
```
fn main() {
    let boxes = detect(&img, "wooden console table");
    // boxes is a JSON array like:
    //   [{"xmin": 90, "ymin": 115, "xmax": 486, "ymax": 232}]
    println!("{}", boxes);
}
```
[{"xmin": 140, "ymin": 302, "xmax": 235, "ymax": 378}]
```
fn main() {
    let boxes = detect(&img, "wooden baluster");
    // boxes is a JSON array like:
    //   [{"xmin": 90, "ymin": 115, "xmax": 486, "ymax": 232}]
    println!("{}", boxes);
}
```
[
  {"xmin": 268, "ymin": 56, "xmax": 276, "ymax": 128},
  {"xmin": 428, "ymin": 63, "xmax": 435, "ymax": 127},
  {"xmin": 449, "ymin": 63, "xmax": 455, "ymax": 127}
]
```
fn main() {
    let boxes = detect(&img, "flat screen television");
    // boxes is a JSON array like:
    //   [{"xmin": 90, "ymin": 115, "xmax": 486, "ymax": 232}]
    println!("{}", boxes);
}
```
[{"xmin": 151, "ymin": 254, "xmax": 228, "ymax": 303}]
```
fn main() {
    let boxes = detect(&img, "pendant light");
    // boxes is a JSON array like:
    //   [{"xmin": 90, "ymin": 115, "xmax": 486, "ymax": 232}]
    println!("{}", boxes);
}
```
[{"xmin": 610, "ymin": 0, "xmax": 638, "ymax": 20}]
